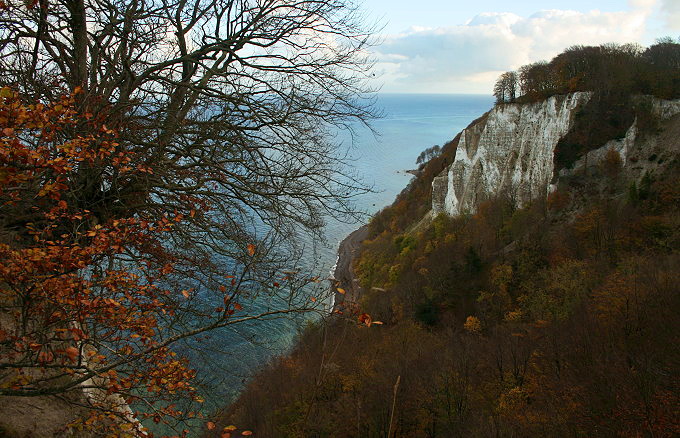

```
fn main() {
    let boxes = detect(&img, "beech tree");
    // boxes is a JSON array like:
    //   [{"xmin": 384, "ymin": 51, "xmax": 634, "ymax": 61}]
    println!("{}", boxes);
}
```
[
  {"xmin": 0, "ymin": 0, "xmax": 377, "ymax": 434},
  {"xmin": 0, "ymin": 88, "xmax": 312, "ymax": 435},
  {"xmin": 493, "ymin": 71, "xmax": 517, "ymax": 104},
  {"xmin": 0, "ymin": 0, "xmax": 377, "ymax": 245}
]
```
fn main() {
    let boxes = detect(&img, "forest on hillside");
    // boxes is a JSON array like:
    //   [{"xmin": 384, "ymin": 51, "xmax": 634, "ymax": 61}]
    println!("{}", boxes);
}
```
[{"xmin": 216, "ymin": 42, "xmax": 680, "ymax": 437}]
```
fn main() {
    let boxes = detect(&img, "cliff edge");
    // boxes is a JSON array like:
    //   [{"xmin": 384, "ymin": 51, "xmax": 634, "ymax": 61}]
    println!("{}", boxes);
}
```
[{"xmin": 433, "ymin": 92, "xmax": 680, "ymax": 216}]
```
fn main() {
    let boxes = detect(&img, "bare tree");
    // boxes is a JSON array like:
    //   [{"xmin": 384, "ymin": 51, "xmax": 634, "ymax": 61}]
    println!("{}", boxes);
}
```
[
  {"xmin": 0, "ymin": 0, "xmax": 378, "ymax": 236},
  {"xmin": 493, "ymin": 71, "xmax": 517, "ymax": 104},
  {"xmin": 0, "ymin": 0, "xmax": 378, "ymax": 432}
]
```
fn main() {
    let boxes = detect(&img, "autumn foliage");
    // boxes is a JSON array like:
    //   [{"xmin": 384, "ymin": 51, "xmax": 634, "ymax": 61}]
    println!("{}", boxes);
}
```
[
  {"xmin": 0, "ymin": 88, "xmax": 228, "ymax": 434},
  {"xmin": 217, "ymin": 93, "xmax": 680, "ymax": 436}
]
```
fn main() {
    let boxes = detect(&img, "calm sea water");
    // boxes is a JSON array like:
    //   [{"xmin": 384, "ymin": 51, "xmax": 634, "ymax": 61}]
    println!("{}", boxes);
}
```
[{"xmin": 182, "ymin": 93, "xmax": 494, "ymax": 420}]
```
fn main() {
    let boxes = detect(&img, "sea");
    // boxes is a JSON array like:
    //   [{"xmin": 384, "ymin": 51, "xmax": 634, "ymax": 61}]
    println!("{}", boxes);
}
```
[{"xmin": 176, "ymin": 93, "xmax": 494, "ymax": 426}]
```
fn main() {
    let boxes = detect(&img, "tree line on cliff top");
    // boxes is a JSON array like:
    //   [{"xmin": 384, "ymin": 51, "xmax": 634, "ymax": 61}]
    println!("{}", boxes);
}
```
[
  {"xmin": 494, "ymin": 38, "xmax": 680, "ymax": 104},
  {"xmin": 0, "ymin": 0, "xmax": 376, "ymax": 435}
]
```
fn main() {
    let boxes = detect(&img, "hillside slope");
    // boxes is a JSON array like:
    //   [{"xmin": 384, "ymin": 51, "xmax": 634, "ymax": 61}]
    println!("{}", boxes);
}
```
[
  {"xmin": 209, "ymin": 90, "xmax": 679, "ymax": 436},
  {"xmin": 211, "ymin": 38, "xmax": 680, "ymax": 435}
]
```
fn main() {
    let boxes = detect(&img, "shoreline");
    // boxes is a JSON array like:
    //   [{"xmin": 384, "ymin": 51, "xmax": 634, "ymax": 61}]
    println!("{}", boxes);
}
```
[{"xmin": 330, "ymin": 225, "xmax": 368, "ymax": 310}]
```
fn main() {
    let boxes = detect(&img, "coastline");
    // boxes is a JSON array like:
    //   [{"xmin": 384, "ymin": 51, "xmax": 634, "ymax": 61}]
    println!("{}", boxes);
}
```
[{"xmin": 330, "ymin": 225, "xmax": 368, "ymax": 310}]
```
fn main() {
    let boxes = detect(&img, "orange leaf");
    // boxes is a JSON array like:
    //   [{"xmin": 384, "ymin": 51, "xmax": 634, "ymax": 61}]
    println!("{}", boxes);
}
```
[
  {"xmin": 65, "ymin": 346, "xmax": 79, "ymax": 361},
  {"xmin": 242, "ymin": 432, "xmax": 253, "ymax": 436},
  {"xmin": 336, "ymin": 288, "xmax": 346, "ymax": 294},
  {"xmin": 233, "ymin": 303, "xmax": 243, "ymax": 311},
  {"xmin": 372, "ymin": 321, "xmax": 384, "ymax": 325},
  {"xmin": 310, "ymin": 296, "xmax": 317, "ymax": 302},
  {"xmin": 207, "ymin": 421, "xmax": 216, "ymax": 430},
  {"xmin": 247, "ymin": 244, "xmax": 256, "ymax": 256},
  {"xmin": 358, "ymin": 313, "xmax": 372, "ymax": 327},
  {"xmin": 181, "ymin": 290, "xmax": 190, "ymax": 299}
]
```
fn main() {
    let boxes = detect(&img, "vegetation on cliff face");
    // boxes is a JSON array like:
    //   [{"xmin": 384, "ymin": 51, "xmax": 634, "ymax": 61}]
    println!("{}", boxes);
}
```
[{"xmin": 216, "ymin": 44, "xmax": 680, "ymax": 437}]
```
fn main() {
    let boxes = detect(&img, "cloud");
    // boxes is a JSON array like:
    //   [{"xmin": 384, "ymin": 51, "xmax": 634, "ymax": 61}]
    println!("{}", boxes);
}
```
[
  {"xmin": 373, "ymin": 7, "xmax": 653, "ymax": 93},
  {"xmin": 660, "ymin": 0, "xmax": 680, "ymax": 30}
]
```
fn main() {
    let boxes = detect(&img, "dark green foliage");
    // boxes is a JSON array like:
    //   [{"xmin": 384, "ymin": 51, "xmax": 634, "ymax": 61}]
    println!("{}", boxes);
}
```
[
  {"xmin": 415, "ymin": 300, "xmax": 439, "ymax": 326},
  {"xmin": 393, "ymin": 234, "xmax": 417, "ymax": 253},
  {"xmin": 464, "ymin": 246, "xmax": 482, "ymax": 274},
  {"xmin": 554, "ymin": 92, "xmax": 635, "ymax": 171}
]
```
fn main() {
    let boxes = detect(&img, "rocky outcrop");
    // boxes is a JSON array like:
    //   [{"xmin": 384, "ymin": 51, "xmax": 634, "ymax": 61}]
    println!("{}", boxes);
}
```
[{"xmin": 433, "ymin": 93, "xmax": 680, "ymax": 216}]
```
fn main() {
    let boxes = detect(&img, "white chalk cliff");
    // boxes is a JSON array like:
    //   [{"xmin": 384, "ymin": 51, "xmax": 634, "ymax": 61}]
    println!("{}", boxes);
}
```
[
  {"xmin": 432, "ymin": 92, "xmax": 592, "ymax": 216},
  {"xmin": 432, "ymin": 93, "xmax": 680, "ymax": 216}
]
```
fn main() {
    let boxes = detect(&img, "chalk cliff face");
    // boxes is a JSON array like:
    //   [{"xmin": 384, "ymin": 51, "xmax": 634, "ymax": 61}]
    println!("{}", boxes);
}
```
[
  {"xmin": 564, "ymin": 95, "xmax": 680, "ymax": 176},
  {"xmin": 432, "ymin": 92, "xmax": 591, "ymax": 216}
]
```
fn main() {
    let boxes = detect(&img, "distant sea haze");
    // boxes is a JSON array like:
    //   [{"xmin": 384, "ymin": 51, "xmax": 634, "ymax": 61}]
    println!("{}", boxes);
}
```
[{"xmin": 183, "ymin": 92, "xmax": 494, "ymax": 414}]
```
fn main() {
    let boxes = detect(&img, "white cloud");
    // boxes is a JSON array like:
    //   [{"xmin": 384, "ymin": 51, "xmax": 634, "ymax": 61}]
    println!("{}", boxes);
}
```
[
  {"xmin": 373, "ymin": 7, "xmax": 653, "ymax": 93},
  {"xmin": 660, "ymin": 0, "xmax": 680, "ymax": 30}
]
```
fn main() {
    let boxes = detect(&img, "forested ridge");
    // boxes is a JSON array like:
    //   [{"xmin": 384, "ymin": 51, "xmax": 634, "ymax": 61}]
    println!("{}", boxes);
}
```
[{"xmin": 214, "ymin": 42, "xmax": 680, "ymax": 437}]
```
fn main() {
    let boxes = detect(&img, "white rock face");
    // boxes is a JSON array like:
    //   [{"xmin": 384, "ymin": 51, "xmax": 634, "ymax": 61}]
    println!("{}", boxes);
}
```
[
  {"xmin": 565, "ymin": 95, "xmax": 680, "ymax": 174},
  {"xmin": 432, "ymin": 92, "xmax": 592, "ymax": 216}
]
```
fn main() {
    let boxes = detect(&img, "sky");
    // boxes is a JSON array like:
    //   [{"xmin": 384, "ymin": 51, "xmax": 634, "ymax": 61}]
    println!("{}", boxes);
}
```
[{"xmin": 360, "ymin": 0, "xmax": 680, "ymax": 94}]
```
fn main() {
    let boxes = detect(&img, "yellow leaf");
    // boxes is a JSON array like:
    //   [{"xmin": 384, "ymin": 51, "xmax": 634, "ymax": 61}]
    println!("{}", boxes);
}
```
[
  {"xmin": 336, "ymin": 288, "xmax": 346, "ymax": 294},
  {"xmin": 223, "ymin": 425, "xmax": 237, "ymax": 432}
]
